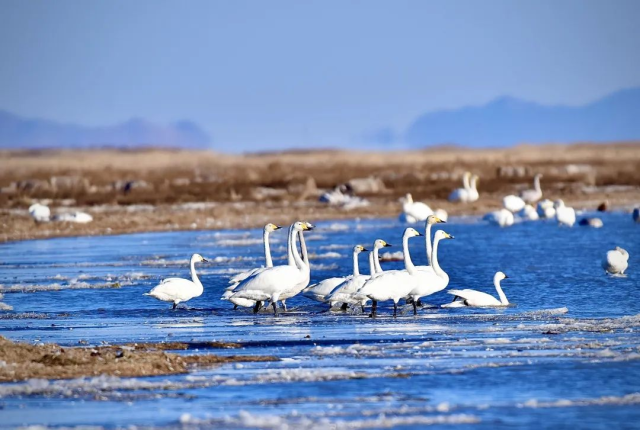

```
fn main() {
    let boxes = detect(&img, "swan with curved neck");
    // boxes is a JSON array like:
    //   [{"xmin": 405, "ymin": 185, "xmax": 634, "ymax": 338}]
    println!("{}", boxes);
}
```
[
  {"xmin": 303, "ymin": 244, "xmax": 367, "ymax": 303},
  {"xmin": 145, "ymin": 253, "xmax": 208, "ymax": 309},
  {"xmin": 223, "ymin": 223, "xmax": 282, "ymax": 306},
  {"xmin": 356, "ymin": 228, "xmax": 427, "ymax": 317},
  {"xmin": 278, "ymin": 222, "xmax": 314, "ymax": 310},
  {"xmin": 448, "ymin": 172, "xmax": 472, "ymax": 203},
  {"xmin": 445, "ymin": 272, "xmax": 510, "ymax": 307},
  {"xmin": 521, "ymin": 174, "xmax": 543, "ymax": 203},
  {"xmin": 407, "ymin": 230, "xmax": 454, "ymax": 314},
  {"xmin": 230, "ymin": 221, "xmax": 312, "ymax": 316}
]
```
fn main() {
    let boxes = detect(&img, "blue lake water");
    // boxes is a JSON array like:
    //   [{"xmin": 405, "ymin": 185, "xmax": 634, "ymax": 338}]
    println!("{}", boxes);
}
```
[{"xmin": 0, "ymin": 213, "xmax": 639, "ymax": 429}]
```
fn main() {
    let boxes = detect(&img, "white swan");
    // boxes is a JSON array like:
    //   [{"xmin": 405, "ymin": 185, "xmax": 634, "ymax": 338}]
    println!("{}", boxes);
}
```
[
  {"xmin": 326, "ymin": 239, "xmax": 391, "ymax": 309},
  {"xmin": 28, "ymin": 203, "xmax": 51, "ymax": 223},
  {"xmin": 503, "ymin": 195, "xmax": 526, "ymax": 213},
  {"xmin": 357, "ymin": 228, "xmax": 447, "ymax": 317},
  {"xmin": 230, "ymin": 221, "xmax": 312, "ymax": 316},
  {"xmin": 554, "ymin": 199, "xmax": 576, "ymax": 227},
  {"xmin": 518, "ymin": 204, "xmax": 539, "ymax": 221},
  {"xmin": 278, "ymin": 222, "xmax": 314, "ymax": 310},
  {"xmin": 602, "ymin": 247, "xmax": 629, "ymax": 275},
  {"xmin": 223, "ymin": 223, "xmax": 282, "ymax": 307},
  {"xmin": 443, "ymin": 272, "xmax": 510, "ymax": 307},
  {"xmin": 302, "ymin": 244, "xmax": 367, "ymax": 303},
  {"xmin": 483, "ymin": 208, "xmax": 514, "ymax": 227},
  {"xmin": 448, "ymin": 172, "xmax": 472, "ymax": 203},
  {"xmin": 407, "ymin": 228, "xmax": 453, "ymax": 314},
  {"xmin": 399, "ymin": 193, "xmax": 433, "ymax": 223},
  {"xmin": 53, "ymin": 211, "xmax": 93, "ymax": 223},
  {"xmin": 144, "ymin": 253, "xmax": 208, "ymax": 309},
  {"xmin": 536, "ymin": 199, "xmax": 556, "ymax": 219},
  {"xmin": 520, "ymin": 174, "xmax": 543, "ymax": 203}
]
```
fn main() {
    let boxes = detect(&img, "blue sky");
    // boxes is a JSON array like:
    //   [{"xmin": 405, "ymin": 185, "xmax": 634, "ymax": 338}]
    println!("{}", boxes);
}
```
[{"xmin": 1, "ymin": 0, "xmax": 639, "ymax": 151}]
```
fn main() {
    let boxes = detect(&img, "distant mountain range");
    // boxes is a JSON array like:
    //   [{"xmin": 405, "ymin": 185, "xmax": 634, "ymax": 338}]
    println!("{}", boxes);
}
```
[
  {"xmin": 0, "ymin": 111, "xmax": 211, "ymax": 149},
  {"xmin": 404, "ymin": 87, "xmax": 640, "ymax": 147}
]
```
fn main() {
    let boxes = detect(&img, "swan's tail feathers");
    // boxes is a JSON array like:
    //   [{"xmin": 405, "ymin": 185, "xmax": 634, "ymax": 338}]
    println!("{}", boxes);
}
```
[{"xmin": 143, "ymin": 293, "xmax": 152, "ymax": 296}]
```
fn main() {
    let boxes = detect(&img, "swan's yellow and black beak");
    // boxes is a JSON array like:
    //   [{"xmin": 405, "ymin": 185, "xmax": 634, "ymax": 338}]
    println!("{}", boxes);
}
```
[
  {"xmin": 504, "ymin": 274, "xmax": 509, "ymax": 279},
  {"xmin": 303, "ymin": 222, "xmax": 315, "ymax": 231},
  {"xmin": 445, "ymin": 232, "xmax": 455, "ymax": 239},
  {"xmin": 437, "ymin": 217, "xmax": 446, "ymax": 223},
  {"xmin": 362, "ymin": 248, "xmax": 369, "ymax": 252},
  {"xmin": 201, "ymin": 257, "xmax": 209, "ymax": 262},
  {"xmin": 275, "ymin": 225, "xmax": 283, "ymax": 230},
  {"xmin": 417, "ymin": 232, "xmax": 424, "ymax": 236},
  {"xmin": 384, "ymin": 243, "xmax": 392, "ymax": 247}
]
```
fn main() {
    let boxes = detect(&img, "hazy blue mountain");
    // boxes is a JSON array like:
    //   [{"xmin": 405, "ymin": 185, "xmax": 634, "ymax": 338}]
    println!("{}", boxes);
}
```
[
  {"xmin": 0, "ymin": 111, "xmax": 211, "ymax": 149},
  {"xmin": 404, "ymin": 87, "xmax": 640, "ymax": 147}
]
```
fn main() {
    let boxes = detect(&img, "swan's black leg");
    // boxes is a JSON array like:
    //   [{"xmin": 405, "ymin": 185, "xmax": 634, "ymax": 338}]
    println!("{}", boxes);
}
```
[
  {"xmin": 393, "ymin": 301, "xmax": 398, "ymax": 317},
  {"xmin": 172, "ymin": 302, "xmax": 177, "ymax": 310},
  {"xmin": 272, "ymin": 301, "xmax": 278, "ymax": 316},
  {"xmin": 281, "ymin": 301, "xmax": 287, "ymax": 312},
  {"xmin": 233, "ymin": 304, "xmax": 238, "ymax": 310},
  {"xmin": 252, "ymin": 301, "xmax": 262, "ymax": 314},
  {"xmin": 369, "ymin": 300, "xmax": 377, "ymax": 318},
  {"xmin": 412, "ymin": 300, "xmax": 418, "ymax": 315},
  {"xmin": 340, "ymin": 303, "xmax": 349, "ymax": 311},
  {"xmin": 416, "ymin": 299, "xmax": 423, "ymax": 307}
]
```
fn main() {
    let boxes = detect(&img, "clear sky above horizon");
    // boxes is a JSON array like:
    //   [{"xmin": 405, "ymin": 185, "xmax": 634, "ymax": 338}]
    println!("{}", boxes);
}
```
[{"xmin": 1, "ymin": 0, "xmax": 639, "ymax": 151}]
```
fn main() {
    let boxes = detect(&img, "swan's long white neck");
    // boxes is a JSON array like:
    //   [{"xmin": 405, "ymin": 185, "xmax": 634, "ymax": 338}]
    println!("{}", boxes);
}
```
[
  {"xmin": 287, "ymin": 225, "xmax": 305, "ymax": 270},
  {"xmin": 189, "ymin": 257, "xmax": 203, "ymax": 289},
  {"xmin": 470, "ymin": 176, "xmax": 478, "ymax": 192},
  {"xmin": 299, "ymin": 231, "xmax": 309, "ymax": 267},
  {"xmin": 494, "ymin": 276, "xmax": 509, "ymax": 305},
  {"xmin": 368, "ymin": 251, "xmax": 376, "ymax": 276},
  {"xmin": 263, "ymin": 229, "xmax": 273, "ymax": 267},
  {"xmin": 403, "ymin": 234, "xmax": 417, "ymax": 275},
  {"xmin": 425, "ymin": 223, "xmax": 433, "ymax": 266},
  {"xmin": 352, "ymin": 250, "xmax": 360, "ymax": 276},
  {"xmin": 373, "ymin": 246, "xmax": 383, "ymax": 274},
  {"xmin": 431, "ymin": 236, "xmax": 447, "ymax": 279},
  {"xmin": 463, "ymin": 174, "xmax": 470, "ymax": 190},
  {"xmin": 533, "ymin": 175, "xmax": 541, "ymax": 193}
]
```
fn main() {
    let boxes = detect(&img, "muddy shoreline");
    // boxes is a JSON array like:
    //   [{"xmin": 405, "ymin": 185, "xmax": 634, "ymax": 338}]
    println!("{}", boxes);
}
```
[{"xmin": 0, "ymin": 336, "xmax": 277, "ymax": 382}]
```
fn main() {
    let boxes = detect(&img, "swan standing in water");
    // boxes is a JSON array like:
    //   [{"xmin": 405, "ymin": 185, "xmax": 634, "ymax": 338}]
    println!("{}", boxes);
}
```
[
  {"xmin": 602, "ymin": 247, "xmax": 629, "ymax": 275},
  {"xmin": 448, "ymin": 172, "xmax": 472, "ymax": 203},
  {"xmin": 407, "ymin": 228, "xmax": 453, "ymax": 315},
  {"xmin": 223, "ymin": 223, "xmax": 282, "ymax": 308},
  {"xmin": 230, "ymin": 221, "xmax": 312, "ymax": 316},
  {"xmin": 144, "ymin": 254, "xmax": 208, "ymax": 309},
  {"xmin": 29, "ymin": 203, "xmax": 51, "ymax": 223},
  {"xmin": 443, "ymin": 272, "xmax": 510, "ymax": 307},
  {"xmin": 483, "ymin": 208, "xmax": 514, "ymax": 227},
  {"xmin": 357, "ymin": 228, "xmax": 445, "ymax": 317},
  {"xmin": 554, "ymin": 199, "xmax": 576, "ymax": 227},
  {"xmin": 520, "ymin": 174, "xmax": 543, "ymax": 203},
  {"xmin": 303, "ymin": 245, "xmax": 367, "ymax": 303},
  {"xmin": 278, "ymin": 222, "xmax": 314, "ymax": 310},
  {"xmin": 399, "ymin": 193, "xmax": 433, "ymax": 223},
  {"xmin": 536, "ymin": 199, "xmax": 556, "ymax": 219},
  {"xmin": 502, "ymin": 195, "xmax": 526, "ymax": 213},
  {"xmin": 327, "ymin": 239, "xmax": 391, "ymax": 309}
]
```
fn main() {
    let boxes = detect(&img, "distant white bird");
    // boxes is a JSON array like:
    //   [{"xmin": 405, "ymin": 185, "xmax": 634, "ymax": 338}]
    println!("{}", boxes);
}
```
[
  {"xmin": 536, "ymin": 199, "xmax": 556, "ymax": 219},
  {"xmin": 53, "ymin": 212, "xmax": 93, "ymax": 223},
  {"xmin": 468, "ymin": 175, "xmax": 480, "ymax": 202},
  {"xmin": 448, "ymin": 172, "xmax": 472, "ymax": 203},
  {"xmin": 28, "ymin": 203, "xmax": 51, "ymax": 223},
  {"xmin": 633, "ymin": 208, "xmax": 640, "ymax": 223},
  {"xmin": 303, "ymin": 244, "xmax": 367, "ymax": 303},
  {"xmin": 144, "ymin": 253, "xmax": 208, "ymax": 309},
  {"xmin": 602, "ymin": 247, "xmax": 629, "ymax": 275},
  {"xmin": 520, "ymin": 174, "xmax": 543, "ymax": 203},
  {"xmin": 483, "ymin": 208, "xmax": 514, "ymax": 227},
  {"xmin": 503, "ymin": 195, "xmax": 526, "ymax": 213},
  {"xmin": 518, "ymin": 204, "xmax": 539, "ymax": 221},
  {"xmin": 223, "ymin": 223, "xmax": 282, "ymax": 308},
  {"xmin": 399, "ymin": 193, "xmax": 433, "ymax": 223},
  {"xmin": 434, "ymin": 208, "xmax": 449, "ymax": 222},
  {"xmin": 443, "ymin": 272, "xmax": 510, "ymax": 307},
  {"xmin": 554, "ymin": 200, "xmax": 576, "ymax": 227}
]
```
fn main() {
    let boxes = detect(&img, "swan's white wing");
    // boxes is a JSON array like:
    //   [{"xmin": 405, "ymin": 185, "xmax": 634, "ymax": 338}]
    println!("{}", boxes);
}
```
[
  {"xmin": 447, "ymin": 289, "xmax": 502, "ymax": 306},
  {"xmin": 147, "ymin": 278, "xmax": 197, "ymax": 301},
  {"xmin": 229, "ymin": 267, "xmax": 264, "ymax": 284},
  {"xmin": 327, "ymin": 275, "xmax": 370, "ymax": 303},
  {"xmin": 357, "ymin": 270, "xmax": 417, "ymax": 301},
  {"xmin": 603, "ymin": 251, "xmax": 629, "ymax": 274},
  {"xmin": 302, "ymin": 277, "xmax": 347, "ymax": 302},
  {"xmin": 406, "ymin": 202, "xmax": 433, "ymax": 221},
  {"xmin": 233, "ymin": 265, "xmax": 302, "ymax": 301},
  {"xmin": 503, "ymin": 195, "xmax": 525, "ymax": 212},
  {"xmin": 448, "ymin": 188, "xmax": 469, "ymax": 203}
]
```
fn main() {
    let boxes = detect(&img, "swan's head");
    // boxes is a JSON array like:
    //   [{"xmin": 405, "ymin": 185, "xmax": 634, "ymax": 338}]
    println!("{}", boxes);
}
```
[
  {"xmin": 554, "ymin": 199, "xmax": 565, "ymax": 208},
  {"xmin": 401, "ymin": 193, "xmax": 414, "ymax": 204},
  {"xmin": 535, "ymin": 173, "xmax": 543, "ymax": 180},
  {"xmin": 293, "ymin": 221, "xmax": 314, "ymax": 231},
  {"xmin": 426, "ymin": 215, "xmax": 446, "ymax": 225},
  {"xmin": 464, "ymin": 171, "xmax": 471, "ymax": 178},
  {"xmin": 191, "ymin": 253, "xmax": 208, "ymax": 263},
  {"xmin": 434, "ymin": 230, "xmax": 454, "ymax": 241},
  {"xmin": 404, "ymin": 227, "xmax": 423, "ymax": 238},
  {"xmin": 495, "ymin": 271, "xmax": 508, "ymax": 282},
  {"xmin": 373, "ymin": 239, "xmax": 392, "ymax": 249},
  {"xmin": 264, "ymin": 223, "xmax": 282, "ymax": 233},
  {"xmin": 353, "ymin": 244, "xmax": 368, "ymax": 254},
  {"xmin": 615, "ymin": 247, "xmax": 629, "ymax": 259}
]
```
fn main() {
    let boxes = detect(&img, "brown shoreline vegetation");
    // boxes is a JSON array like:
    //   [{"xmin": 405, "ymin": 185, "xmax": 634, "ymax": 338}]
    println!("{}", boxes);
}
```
[
  {"xmin": 0, "ymin": 336, "xmax": 278, "ymax": 382},
  {"xmin": 1, "ymin": 142, "xmax": 640, "ymax": 242}
]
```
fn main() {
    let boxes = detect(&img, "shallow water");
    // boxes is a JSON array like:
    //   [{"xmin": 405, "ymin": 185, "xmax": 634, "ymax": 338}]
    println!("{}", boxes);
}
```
[{"xmin": 1, "ymin": 213, "xmax": 639, "ymax": 429}]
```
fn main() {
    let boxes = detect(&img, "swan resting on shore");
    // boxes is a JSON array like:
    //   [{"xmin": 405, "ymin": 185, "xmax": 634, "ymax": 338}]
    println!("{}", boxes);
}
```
[
  {"xmin": 145, "ymin": 253, "xmax": 208, "ymax": 309},
  {"xmin": 399, "ymin": 193, "xmax": 433, "ymax": 223},
  {"xmin": 443, "ymin": 272, "xmax": 510, "ymax": 307},
  {"xmin": 602, "ymin": 247, "xmax": 629, "ymax": 276},
  {"xmin": 29, "ymin": 203, "xmax": 51, "ymax": 223}
]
